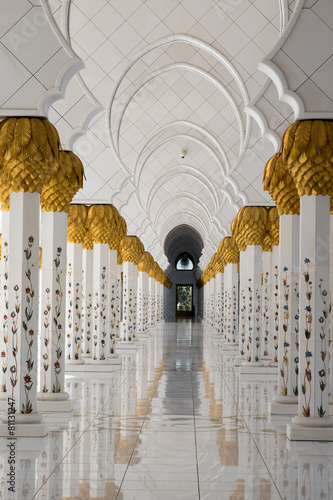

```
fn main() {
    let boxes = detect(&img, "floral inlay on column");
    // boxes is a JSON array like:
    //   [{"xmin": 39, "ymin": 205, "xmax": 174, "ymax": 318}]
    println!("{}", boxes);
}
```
[{"xmin": 1, "ymin": 239, "xmax": 9, "ymax": 393}]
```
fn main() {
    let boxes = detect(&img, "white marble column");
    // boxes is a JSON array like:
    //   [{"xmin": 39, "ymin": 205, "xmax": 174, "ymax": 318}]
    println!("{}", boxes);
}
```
[
  {"xmin": 116, "ymin": 257, "xmax": 122, "ymax": 339},
  {"xmin": 121, "ymin": 261, "xmax": 137, "ymax": 342},
  {"xmin": 109, "ymin": 248, "xmax": 118, "ymax": 356},
  {"xmin": 236, "ymin": 251, "xmax": 247, "ymax": 364},
  {"xmin": 0, "ymin": 192, "xmax": 47, "ymax": 436},
  {"xmin": 242, "ymin": 245, "xmax": 263, "ymax": 367},
  {"xmin": 91, "ymin": 243, "xmax": 111, "ymax": 363},
  {"xmin": 0, "ymin": 211, "xmax": 9, "ymax": 400},
  {"xmin": 288, "ymin": 195, "xmax": 333, "ymax": 440},
  {"xmin": 66, "ymin": 242, "xmax": 84, "ymax": 364},
  {"xmin": 38, "ymin": 210, "xmax": 72, "ymax": 411},
  {"xmin": 262, "ymin": 250, "xmax": 272, "ymax": 360},
  {"xmin": 214, "ymin": 272, "xmax": 224, "ymax": 337},
  {"xmin": 81, "ymin": 243, "xmax": 93, "ymax": 357},
  {"xmin": 148, "ymin": 275, "xmax": 155, "ymax": 328},
  {"xmin": 224, "ymin": 263, "xmax": 239, "ymax": 346},
  {"xmin": 271, "ymin": 245, "xmax": 280, "ymax": 365},
  {"xmin": 271, "ymin": 214, "xmax": 300, "ymax": 414}
]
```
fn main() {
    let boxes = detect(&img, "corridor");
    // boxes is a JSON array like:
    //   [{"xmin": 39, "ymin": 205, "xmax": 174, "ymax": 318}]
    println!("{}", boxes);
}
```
[{"xmin": 2, "ymin": 320, "xmax": 332, "ymax": 500}]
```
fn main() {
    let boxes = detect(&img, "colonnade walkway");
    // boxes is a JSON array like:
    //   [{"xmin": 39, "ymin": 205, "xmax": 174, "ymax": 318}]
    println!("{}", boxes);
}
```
[{"xmin": 1, "ymin": 319, "xmax": 332, "ymax": 499}]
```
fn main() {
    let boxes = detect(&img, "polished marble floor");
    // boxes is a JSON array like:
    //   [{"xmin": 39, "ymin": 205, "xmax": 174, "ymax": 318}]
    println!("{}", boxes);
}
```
[{"xmin": 1, "ymin": 319, "xmax": 333, "ymax": 499}]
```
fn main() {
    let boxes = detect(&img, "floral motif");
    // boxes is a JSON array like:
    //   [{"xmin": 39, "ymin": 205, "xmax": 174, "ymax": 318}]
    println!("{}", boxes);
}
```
[
  {"xmin": 293, "ymin": 282, "xmax": 299, "ymax": 397},
  {"xmin": 262, "ymin": 271, "xmax": 269, "ymax": 357},
  {"xmin": 53, "ymin": 247, "xmax": 63, "ymax": 392},
  {"xmin": 1, "ymin": 239, "xmax": 9, "ymax": 393},
  {"xmin": 240, "ymin": 289, "xmax": 246, "ymax": 355},
  {"xmin": 22, "ymin": 235, "xmax": 35, "ymax": 413},
  {"xmin": 273, "ymin": 265, "xmax": 279, "ymax": 363},
  {"xmin": 301, "ymin": 258, "xmax": 312, "ymax": 417},
  {"xmin": 317, "ymin": 277, "xmax": 329, "ymax": 418},
  {"xmin": 42, "ymin": 287, "xmax": 51, "ymax": 392},
  {"xmin": 246, "ymin": 280, "xmax": 253, "ymax": 362},
  {"xmin": 66, "ymin": 263, "xmax": 73, "ymax": 359},
  {"xmin": 280, "ymin": 268, "xmax": 290, "ymax": 396}
]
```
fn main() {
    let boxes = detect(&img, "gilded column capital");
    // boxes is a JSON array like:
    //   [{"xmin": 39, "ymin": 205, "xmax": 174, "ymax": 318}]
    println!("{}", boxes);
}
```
[
  {"xmin": 0, "ymin": 117, "xmax": 60, "ymax": 194},
  {"xmin": 119, "ymin": 235, "xmax": 144, "ymax": 264},
  {"xmin": 263, "ymin": 153, "xmax": 300, "ymax": 215},
  {"xmin": 67, "ymin": 204, "xmax": 88, "ymax": 244},
  {"xmin": 218, "ymin": 236, "xmax": 239, "ymax": 264},
  {"xmin": 149, "ymin": 261, "xmax": 159, "ymax": 279},
  {"xmin": 87, "ymin": 204, "xmax": 120, "ymax": 245},
  {"xmin": 138, "ymin": 251, "xmax": 154, "ymax": 275},
  {"xmin": 280, "ymin": 120, "xmax": 333, "ymax": 197},
  {"xmin": 232, "ymin": 206, "xmax": 268, "ymax": 250},
  {"xmin": 41, "ymin": 150, "xmax": 85, "ymax": 213},
  {"xmin": 109, "ymin": 216, "xmax": 127, "ymax": 251}
]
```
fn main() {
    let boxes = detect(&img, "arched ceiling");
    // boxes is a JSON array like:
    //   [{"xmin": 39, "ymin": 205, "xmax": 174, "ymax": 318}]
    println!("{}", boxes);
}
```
[
  {"xmin": 164, "ymin": 225, "xmax": 204, "ymax": 267},
  {"xmin": 47, "ymin": 0, "xmax": 299, "ymax": 270}
]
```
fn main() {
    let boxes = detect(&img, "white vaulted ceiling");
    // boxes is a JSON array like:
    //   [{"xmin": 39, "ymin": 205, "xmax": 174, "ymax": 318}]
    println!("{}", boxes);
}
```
[{"xmin": 37, "ymin": 0, "xmax": 328, "ymax": 272}]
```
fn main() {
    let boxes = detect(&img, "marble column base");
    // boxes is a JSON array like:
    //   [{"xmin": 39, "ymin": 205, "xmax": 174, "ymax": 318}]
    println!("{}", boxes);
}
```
[
  {"xmin": 234, "ymin": 355, "xmax": 246, "ymax": 367},
  {"xmin": 117, "ymin": 341, "xmax": 138, "ymax": 352},
  {"xmin": 287, "ymin": 416, "xmax": 333, "ymax": 441},
  {"xmin": 37, "ymin": 391, "xmax": 73, "ymax": 412},
  {"xmin": 81, "ymin": 352, "xmax": 92, "ymax": 358},
  {"xmin": 0, "ymin": 413, "xmax": 48, "ymax": 437},
  {"xmin": 223, "ymin": 342, "xmax": 239, "ymax": 352},
  {"xmin": 239, "ymin": 363, "xmax": 277, "ymax": 375},
  {"xmin": 269, "ymin": 395, "xmax": 298, "ymax": 415},
  {"xmin": 66, "ymin": 359, "xmax": 85, "ymax": 365},
  {"xmin": 137, "ymin": 332, "xmax": 150, "ymax": 340}
]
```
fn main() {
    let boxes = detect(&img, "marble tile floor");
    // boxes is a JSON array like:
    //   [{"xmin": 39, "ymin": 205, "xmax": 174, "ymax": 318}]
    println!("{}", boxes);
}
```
[{"xmin": 0, "ymin": 320, "xmax": 333, "ymax": 499}]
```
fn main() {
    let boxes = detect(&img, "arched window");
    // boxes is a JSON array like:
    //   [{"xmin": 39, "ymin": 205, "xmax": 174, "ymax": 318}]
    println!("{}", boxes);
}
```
[{"xmin": 175, "ymin": 252, "xmax": 194, "ymax": 271}]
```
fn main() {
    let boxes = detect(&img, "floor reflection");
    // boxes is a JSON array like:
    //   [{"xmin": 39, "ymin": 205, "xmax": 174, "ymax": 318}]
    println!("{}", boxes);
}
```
[{"xmin": 0, "ymin": 320, "xmax": 332, "ymax": 499}]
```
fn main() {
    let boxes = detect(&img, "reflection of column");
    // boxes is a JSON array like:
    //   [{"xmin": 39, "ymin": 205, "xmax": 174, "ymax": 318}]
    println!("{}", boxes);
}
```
[
  {"xmin": 66, "ymin": 205, "xmax": 88, "ymax": 364},
  {"xmin": 288, "ymin": 195, "xmax": 333, "ymax": 439},
  {"xmin": 119, "ymin": 236, "xmax": 144, "ymax": 343},
  {"xmin": 37, "ymin": 431, "xmax": 64, "ymax": 499},
  {"xmin": 0, "ymin": 211, "xmax": 9, "ymax": 401},
  {"xmin": 82, "ymin": 232, "xmax": 93, "ymax": 357}
]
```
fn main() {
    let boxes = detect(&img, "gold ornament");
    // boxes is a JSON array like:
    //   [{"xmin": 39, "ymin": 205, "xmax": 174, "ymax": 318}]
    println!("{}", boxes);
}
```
[
  {"xmin": 210, "ymin": 252, "xmax": 225, "ymax": 276},
  {"xmin": 231, "ymin": 206, "xmax": 268, "ymax": 250},
  {"xmin": 82, "ymin": 230, "xmax": 94, "ymax": 250},
  {"xmin": 109, "ymin": 215, "xmax": 127, "ymax": 251},
  {"xmin": 138, "ymin": 252, "xmax": 154, "ymax": 274},
  {"xmin": 263, "ymin": 154, "xmax": 300, "ymax": 215},
  {"xmin": 39, "ymin": 247, "xmax": 42, "ymax": 270},
  {"xmin": 268, "ymin": 206, "xmax": 279, "ymax": 247},
  {"xmin": 87, "ymin": 204, "xmax": 119, "ymax": 245},
  {"xmin": 0, "ymin": 117, "xmax": 60, "ymax": 194},
  {"xmin": 218, "ymin": 237, "xmax": 239, "ymax": 264},
  {"xmin": 117, "ymin": 252, "xmax": 123, "ymax": 266},
  {"xmin": 41, "ymin": 150, "xmax": 85, "ymax": 213},
  {"xmin": 119, "ymin": 235, "xmax": 144, "ymax": 264},
  {"xmin": 67, "ymin": 204, "xmax": 88, "ymax": 243},
  {"xmin": 280, "ymin": 120, "xmax": 333, "ymax": 197},
  {"xmin": 149, "ymin": 261, "xmax": 159, "ymax": 279}
]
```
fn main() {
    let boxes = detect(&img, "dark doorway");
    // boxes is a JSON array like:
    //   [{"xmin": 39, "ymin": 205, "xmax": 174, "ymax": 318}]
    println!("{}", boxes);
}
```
[{"xmin": 176, "ymin": 285, "xmax": 194, "ymax": 317}]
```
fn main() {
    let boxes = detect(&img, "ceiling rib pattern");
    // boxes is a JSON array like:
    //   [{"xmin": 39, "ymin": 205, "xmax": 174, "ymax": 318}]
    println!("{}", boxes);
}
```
[{"xmin": 50, "ymin": 0, "xmax": 292, "ymax": 270}]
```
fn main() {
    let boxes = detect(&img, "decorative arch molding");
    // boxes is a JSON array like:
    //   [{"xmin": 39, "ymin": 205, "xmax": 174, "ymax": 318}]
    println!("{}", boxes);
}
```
[
  {"xmin": 244, "ymin": 104, "xmax": 282, "ymax": 152},
  {"xmin": 37, "ymin": 0, "xmax": 84, "ymax": 116},
  {"xmin": 160, "ymin": 213, "xmax": 208, "ymax": 244},
  {"xmin": 65, "ymin": 106, "xmax": 105, "ymax": 149},
  {"xmin": 153, "ymin": 194, "xmax": 212, "ymax": 234},
  {"xmin": 137, "ymin": 134, "xmax": 226, "ymax": 190},
  {"xmin": 134, "ymin": 120, "xmax": 230, "ymax": 182},
  {"xmin": 145, "ymin": 165, "xmax": 220, "ymax": 215},
  {"xmin": 115, "ymin": 63, "xmax": 245, "ymax": 156}
]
